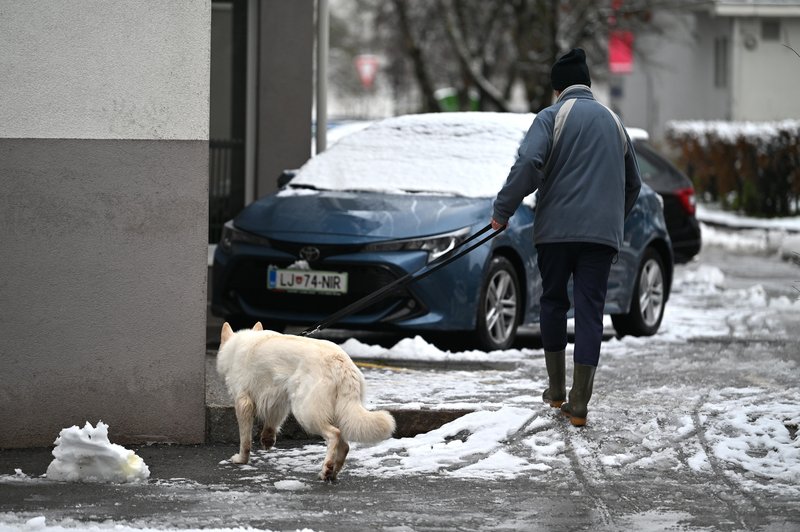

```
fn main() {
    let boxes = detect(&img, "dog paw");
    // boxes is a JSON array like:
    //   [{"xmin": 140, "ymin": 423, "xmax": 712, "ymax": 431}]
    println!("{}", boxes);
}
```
[
  {"xmin": 320, "ymin": 462, "xmax": 337, "ymax": 482},
  {"xmin": 321, "ymin": 473, "xmax": 338, "ymax": 483},
  {"xmin": 230, "ymin": 453, "xmax": 249, "ymax": 464}
]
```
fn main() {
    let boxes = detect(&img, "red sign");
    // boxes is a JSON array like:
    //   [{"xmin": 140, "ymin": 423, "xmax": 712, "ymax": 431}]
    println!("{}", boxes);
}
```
[
  {"xmin": 355, "ymin": 55, "xmax": 380, "ymax": 89},
  {"xmin": 609, "ymin": 30, "xmax": 634, "ymax": 74}
]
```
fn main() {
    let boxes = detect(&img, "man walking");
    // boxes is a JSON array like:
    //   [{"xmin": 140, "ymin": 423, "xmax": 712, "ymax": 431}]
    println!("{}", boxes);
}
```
[{"xmin": 491, "ymin": 48, "xmax": 641, "ymax": 426}]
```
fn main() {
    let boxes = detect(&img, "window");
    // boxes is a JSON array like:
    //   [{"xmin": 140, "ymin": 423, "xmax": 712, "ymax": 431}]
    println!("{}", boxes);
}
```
[
  {"xmin": 714, "ymin": 36, "xmax": 729, "ymax": 88},
  {"xmin": 762, "ymin": 19, "xmax": 780, "ymax": 41},
  {"xmin": 633, "ymin": 141, "xmax": 687, "ymax": 191}
]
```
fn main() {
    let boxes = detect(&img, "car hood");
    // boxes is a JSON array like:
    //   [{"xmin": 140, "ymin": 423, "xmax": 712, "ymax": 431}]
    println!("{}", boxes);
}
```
[{"xmin": 234, "ymin": 189, "xmax": 491, "ymax": 243}]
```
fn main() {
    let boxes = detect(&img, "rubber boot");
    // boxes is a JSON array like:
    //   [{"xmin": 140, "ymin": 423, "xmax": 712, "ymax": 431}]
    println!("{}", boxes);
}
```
[
  {"xmin": 560, "ymin": 363, "xmax": 596, "ymax": 427},
  {"xmin": 542, "ymin": 350, "xmax": 566, "ymax": 408}
]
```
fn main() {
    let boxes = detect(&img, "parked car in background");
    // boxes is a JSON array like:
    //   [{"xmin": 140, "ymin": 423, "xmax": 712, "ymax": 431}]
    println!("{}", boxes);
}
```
[
  {"xmin": 628, "ymin": 129, "xmax": 701, "ymax": 263},
  {"xmin": 212, "ymin": 113, "xmax": 674, "ymax": 349}
]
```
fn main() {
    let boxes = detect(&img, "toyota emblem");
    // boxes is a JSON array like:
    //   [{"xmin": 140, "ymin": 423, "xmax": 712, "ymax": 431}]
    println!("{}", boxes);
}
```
[{"xmin": 299, "ymin": 246, "xmax": 321, "ymax": 262}]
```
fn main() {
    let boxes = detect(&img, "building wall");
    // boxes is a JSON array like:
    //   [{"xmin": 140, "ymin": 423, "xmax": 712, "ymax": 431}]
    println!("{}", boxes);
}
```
[
  {"xmin": 0, "ymin": 1, "xmax": 210, "ymax": 447},
  {"xmin": 732, "ymin": 17, "xmax": 800, "ymax": 120},
  {"xmin": 256, "ymin": 0, "xmax": 315, "ymax": 198},
  {"xmin": 617, "ymin": 9, "xmax": 800, "ymax": 140},
  {"xmin": 616, "ymin": 10, "xmax": 732, "ymax": 140}
]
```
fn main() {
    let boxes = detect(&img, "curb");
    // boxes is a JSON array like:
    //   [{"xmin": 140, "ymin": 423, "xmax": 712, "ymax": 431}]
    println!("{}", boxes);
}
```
[
  {"xmin": 205, "ymin": 350, "xmax": 503, "ymax": 444},
  {"xmin": 205, "ymin": 405, "xmax": 474, "ymax": 443}
]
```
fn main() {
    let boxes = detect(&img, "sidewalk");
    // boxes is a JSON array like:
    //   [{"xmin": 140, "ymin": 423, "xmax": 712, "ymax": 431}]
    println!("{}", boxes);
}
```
[
  {"xmin": 4, "ymin": 219, "xmax": 794, "ymax": 530},
  {"xmin": 3, "ymin": 325, "xmax": 798, "ymax": 531}
]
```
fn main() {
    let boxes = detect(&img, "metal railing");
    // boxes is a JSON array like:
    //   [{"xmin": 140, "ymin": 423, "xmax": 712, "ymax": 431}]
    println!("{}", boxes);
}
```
[{"xmin": 209, "ymin": 138, "xmax": 245, "ymax": 243}]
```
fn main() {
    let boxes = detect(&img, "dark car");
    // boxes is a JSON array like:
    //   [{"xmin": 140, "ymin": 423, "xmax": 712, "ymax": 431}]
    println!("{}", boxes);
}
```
[
  {"xmin": 629, "ymin": 129, "xmax": 701, "ymax": 263},
  {"xmin": 212, "ymin": 113, "xmax": 673, "ymax": 349}
]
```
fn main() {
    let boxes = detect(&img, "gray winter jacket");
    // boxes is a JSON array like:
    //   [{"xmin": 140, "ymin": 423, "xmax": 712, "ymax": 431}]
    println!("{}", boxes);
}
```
[{"xmin": 492, "ymin": 85, "xmax": 642, "ymax": 251}]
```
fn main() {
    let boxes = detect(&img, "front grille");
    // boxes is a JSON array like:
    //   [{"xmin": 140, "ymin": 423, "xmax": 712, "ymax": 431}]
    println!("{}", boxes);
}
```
[
  {"xmin": 227, "ymin": 258, "xmax": 424, "ymax": 321},
  {"xmin": 269, "ymin": 239, "xmax": 364, "ymax": 261}
]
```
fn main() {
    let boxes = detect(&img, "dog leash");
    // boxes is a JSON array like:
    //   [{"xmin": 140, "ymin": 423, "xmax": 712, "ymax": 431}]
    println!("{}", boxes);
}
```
[{"xmin": 299, "ymin": 223, "xmax": 506, "ymax": 337}]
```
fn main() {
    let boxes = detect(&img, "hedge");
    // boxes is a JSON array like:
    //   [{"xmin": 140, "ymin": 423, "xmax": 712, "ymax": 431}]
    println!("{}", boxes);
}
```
[{"xmin": 665, "ymin": 120, "xmax": 800, "ymax": 217}]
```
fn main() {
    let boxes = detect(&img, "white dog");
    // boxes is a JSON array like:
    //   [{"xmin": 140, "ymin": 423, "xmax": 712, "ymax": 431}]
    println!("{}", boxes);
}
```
[{"xmin": 217, "ymin": 322, "xmax": 395, "ymax": 481}]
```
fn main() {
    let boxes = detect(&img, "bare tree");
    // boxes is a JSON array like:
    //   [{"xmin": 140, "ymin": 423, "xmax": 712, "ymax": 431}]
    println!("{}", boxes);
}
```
[
  {"xmin": 330, "ymin": 0, "xmax": 697, "ymax": 114},
  {"xmin": 389, "ymin": 0, "xmax": 443, "ymax": 112}
]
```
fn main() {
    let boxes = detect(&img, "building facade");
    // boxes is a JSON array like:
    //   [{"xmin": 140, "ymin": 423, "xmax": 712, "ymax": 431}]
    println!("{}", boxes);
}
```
[
  {"xmin": 209, "ymin": 0, "xmax": 314, "ymax": 242},
  {"xmin": 614, "ymin": 0, "xmax": 800, "ymax": 140},
  {"xmin": 0, "ymin": 0, "xmax": 315, "ymax": 447}
]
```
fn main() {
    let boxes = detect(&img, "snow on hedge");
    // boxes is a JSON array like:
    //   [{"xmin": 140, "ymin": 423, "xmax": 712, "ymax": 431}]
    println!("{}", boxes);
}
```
[{"xmin": 666, "ymin": 119, "xmax": 800, "ymax": 146}]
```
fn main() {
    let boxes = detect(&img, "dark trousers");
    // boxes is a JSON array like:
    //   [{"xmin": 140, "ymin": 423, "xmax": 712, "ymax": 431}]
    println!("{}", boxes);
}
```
[{"xmin": 536, "ymin": 242, "xmax": 616, "ymax": 367}]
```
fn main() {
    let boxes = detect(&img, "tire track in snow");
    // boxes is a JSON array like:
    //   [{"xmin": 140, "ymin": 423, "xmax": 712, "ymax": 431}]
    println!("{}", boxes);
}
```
[
  {"xmin": 562, "ymin": 426, "xmax": 615, "ymax": 528},
  {"xmin": 437, "ymin": 411, "xmax": 540, "ymax": 475},
  {"xmin": 691, "ymin": 393, "xmax": 767, "ymax": 530}
]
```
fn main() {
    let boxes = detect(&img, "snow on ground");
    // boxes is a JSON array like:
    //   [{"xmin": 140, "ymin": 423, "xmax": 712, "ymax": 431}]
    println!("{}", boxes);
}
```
[
  {"xmin": 207, "ymin": 220, "xmax": 800, "ymax": 495},
  {"xmin": 698, "ymin": 204, "xmax": 800, "ymax": 261},
  {"xmin": 4, "ymin": 208, "xmax": 798, "ymax": 530},
  {"xmin": 0, "ymin": 515, "xmax": 298, "ymax": 532},
  {"xmin": 0, "ymin": 515, "xmax": 314, "ymax": 532}
]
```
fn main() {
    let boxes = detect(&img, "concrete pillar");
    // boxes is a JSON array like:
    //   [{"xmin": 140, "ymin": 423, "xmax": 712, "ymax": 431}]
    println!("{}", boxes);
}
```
[
  {"xmin": 0, "ymin": 1, "xmax": 210, "ymax": 447},
  {"xmin": 256, "ymin": 0, "xmax": 315, "ymax": 198}
]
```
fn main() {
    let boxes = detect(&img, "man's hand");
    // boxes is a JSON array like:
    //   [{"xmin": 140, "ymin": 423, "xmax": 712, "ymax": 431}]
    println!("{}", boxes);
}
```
[{"xmin": 491, "ymin": 218, "xmax": 506, "ymax": 231}]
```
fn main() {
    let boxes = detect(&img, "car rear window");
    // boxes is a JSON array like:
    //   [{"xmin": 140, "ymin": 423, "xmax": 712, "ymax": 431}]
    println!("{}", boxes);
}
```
[{"xmin": 633, "ymin": 141, "xmax": 691, "ymax": 192}]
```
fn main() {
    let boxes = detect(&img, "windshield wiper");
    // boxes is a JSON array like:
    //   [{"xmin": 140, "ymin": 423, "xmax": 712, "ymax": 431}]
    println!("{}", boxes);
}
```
[
  {"xmin": 402, "ymin": 189, "xmax": 457, "ymax": 196},
  {"xmin": 288, "ymin": 183, "xmax": 323, "ymax": 191}
]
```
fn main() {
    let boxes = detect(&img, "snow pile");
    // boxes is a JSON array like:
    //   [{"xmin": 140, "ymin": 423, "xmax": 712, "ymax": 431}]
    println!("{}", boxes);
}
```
[
  {"xmin": 273, "ymin": 479, "xmax": 309, "ymax": 491},
  {"xmin": 704, "ymin": 389, "xmax": 800, "ymax": 487},
  {"xmin": 697, "ymin": 204, "xmax": 800, "ymax": 255},
  {"xmin": 342, "ymin": 335, "xmax": 530, "ymax": 364},
  {"xmin": 240, "ymin": 407, "xmax": 539, "ymax": 480},
  {"xmin": 45, "ymin": 422, "xmax": 150, "ymax": 483},
  {"xmin": 355, "ymin": 406, "xmax": 535, "ymax": 478},
  {"xmin": 697, "ymin": 204, "xmax": 800, "ymax": 232},
  {"xmin": 672, "ymin": 264, "xmax": 725, "ymax": 295},
  {"xmin": 289, "ymin": 112, "xmax": 533, "ymax": 198}
]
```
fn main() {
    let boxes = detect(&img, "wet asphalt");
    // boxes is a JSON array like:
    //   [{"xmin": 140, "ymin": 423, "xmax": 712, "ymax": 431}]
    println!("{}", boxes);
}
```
[
  {"xmin": 2, "ymin": 245, "xmax": 799, "ymax": 531},
  {"xmin": 2, "ymin": 432, "xmax": 798, "ymax": 531}
]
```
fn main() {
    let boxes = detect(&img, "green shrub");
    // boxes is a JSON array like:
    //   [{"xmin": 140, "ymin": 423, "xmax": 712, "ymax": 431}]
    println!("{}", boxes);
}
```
[{"xmin": 666, "ymin": 120, "xmax": 800, "ymax": 217}]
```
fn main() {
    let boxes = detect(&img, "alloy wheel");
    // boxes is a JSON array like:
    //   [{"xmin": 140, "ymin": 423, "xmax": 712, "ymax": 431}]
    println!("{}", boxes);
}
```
[
  {"xmin": 638, "ymin": 258, "xmax": 665, "ymax": 328},
  {"xmin": 484, "ymin": 269, "xmax": 518, "ymax": 345}
]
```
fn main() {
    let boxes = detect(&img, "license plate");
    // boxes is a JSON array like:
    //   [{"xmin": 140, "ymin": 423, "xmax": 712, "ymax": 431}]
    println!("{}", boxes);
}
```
[{"xmin": 267, "ymin": 266, "xmax": 348, "ymax": 295}]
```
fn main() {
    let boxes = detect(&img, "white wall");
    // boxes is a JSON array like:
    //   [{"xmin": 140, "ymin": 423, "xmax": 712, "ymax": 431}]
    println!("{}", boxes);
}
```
[
  {"xmin": 0, "ymin": 0, "xmax": 210, "ymax": 447},
  {"xmin": 616, "ymin": 9, "xmax": 800, "ymax": 139},
  {"xmin": 732, "ymin": 17, "xmax": 800, "ymax": 120},
  {"xmin": 0, "ymin": 1, "xmax": 209, "ymax": 140},
  {"xmin": 616, "ymin": 10, "xmax": 732, "ymax": 140}
]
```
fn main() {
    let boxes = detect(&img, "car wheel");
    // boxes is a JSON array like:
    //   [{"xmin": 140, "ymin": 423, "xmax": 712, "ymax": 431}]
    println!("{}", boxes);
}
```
[
  {"xmin": 476, "ymin": 256, "xmax": 521, "ymax": 350},
  {"xmin": 611, "ymin": 247, "xmax": 666, "ymax": 337}
]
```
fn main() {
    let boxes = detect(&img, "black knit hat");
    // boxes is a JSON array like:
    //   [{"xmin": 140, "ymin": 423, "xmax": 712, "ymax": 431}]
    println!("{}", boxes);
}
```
[{"xmin": 550, "ymin": 48, "xmax": 591, "ymax": 91}]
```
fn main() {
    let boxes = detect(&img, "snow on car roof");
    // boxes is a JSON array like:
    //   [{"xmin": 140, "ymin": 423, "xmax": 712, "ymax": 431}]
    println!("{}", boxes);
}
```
[
  {"xmin": 627, "ymin": 127, "xmax": 649, "ymax": 141},
  {"xmin": 291, "ymin": 112, "xmax": 534, "ymax": 198}
]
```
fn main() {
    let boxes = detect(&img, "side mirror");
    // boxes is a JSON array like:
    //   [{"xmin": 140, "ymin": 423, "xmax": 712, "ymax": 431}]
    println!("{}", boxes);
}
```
[{"xmin": 277, "ymin": 170, "xmax": 297, "ymax": 188}]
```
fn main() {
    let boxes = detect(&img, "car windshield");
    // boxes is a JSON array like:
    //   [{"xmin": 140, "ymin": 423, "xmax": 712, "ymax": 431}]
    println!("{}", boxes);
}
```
[{"xmin": 288, "ymin": 113, "xmax": 534, "ymax": 198}]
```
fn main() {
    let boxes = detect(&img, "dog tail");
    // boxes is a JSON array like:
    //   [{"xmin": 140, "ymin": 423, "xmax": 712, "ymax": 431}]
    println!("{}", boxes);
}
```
[{"xmin": 338, "ymin": 402, "xmax": 396, "ymax": 443}]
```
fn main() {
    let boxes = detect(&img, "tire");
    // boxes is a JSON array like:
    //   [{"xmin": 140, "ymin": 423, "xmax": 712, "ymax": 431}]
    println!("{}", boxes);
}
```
[
  {"xmin": 611, "ymin": 247, "xmax": 666, "ymax": 337},
  {"xmin": 475, "ymin": 256, "xmax": 521, "ymax": 350}
]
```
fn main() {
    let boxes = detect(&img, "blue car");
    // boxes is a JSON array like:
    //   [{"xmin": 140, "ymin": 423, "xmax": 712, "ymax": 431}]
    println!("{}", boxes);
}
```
[{"xmin": 212, "ymin": 113, "xmax": 672, "ymax": 350}]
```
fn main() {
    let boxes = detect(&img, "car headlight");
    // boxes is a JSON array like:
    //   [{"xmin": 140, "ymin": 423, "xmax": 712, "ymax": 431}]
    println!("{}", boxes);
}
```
[
  {"xmin": 219, "ymin": 221, "xmax": 272, "ymax": 254},
  {"xmin": 364, "ymin": 227, "xmax": 471, "ymax": 263}
]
